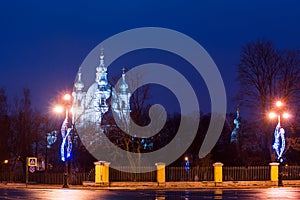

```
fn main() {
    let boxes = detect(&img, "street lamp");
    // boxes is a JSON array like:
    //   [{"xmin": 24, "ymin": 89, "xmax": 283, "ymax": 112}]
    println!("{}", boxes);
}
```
[
  {"xmin": 268, "ymin": 100, "xmax": 290, "ymax": 163},
  {"xmin": 184, "ymin": 156, "xmax": 190, "ymax": 181},
  {"xmin": 54, "ymin": 93, "xmax": 73, "ymax": 188},
  {"xmin": 269, "ymin": 100, "xmax": 291, "ymax": 187}
]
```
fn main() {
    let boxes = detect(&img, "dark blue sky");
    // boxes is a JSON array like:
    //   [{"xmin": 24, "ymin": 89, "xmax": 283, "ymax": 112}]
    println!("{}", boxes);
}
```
[{"xmin": 0, "ymin": 1, "xmax": 300, "ymax": 114}]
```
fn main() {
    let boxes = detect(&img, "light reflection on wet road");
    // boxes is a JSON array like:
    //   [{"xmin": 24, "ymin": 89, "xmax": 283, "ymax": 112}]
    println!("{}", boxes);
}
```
[{"xmin": 1, "ymin": 187, "xmax": 300, "ymax": 199}]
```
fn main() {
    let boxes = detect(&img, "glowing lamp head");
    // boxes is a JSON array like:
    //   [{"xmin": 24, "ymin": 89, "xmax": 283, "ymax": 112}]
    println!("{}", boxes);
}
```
[
  {"xmin": 185, "ymin": 156, "xmax": 188, "ymax": 161},
  {"xmin": 276, "ymin": 101, "xmax": 283, "ymax": 107},
  {"xmin": 269, "ymin": 112, "xmax": 277, "ymax": 119},
  {"xmin": 63, "ymin": 94, "xmax": 71, "ymax": 101},
  {"xmin": 4, "ymin": 160, "xmax": 8, "ymax": 164},
  {"xmin": 54, "ymin": 105, "xmax": 64, "ymax": 113},
  {"xmin": 282, "ymin": 112, "xmax": 290, "ymax": 119}
]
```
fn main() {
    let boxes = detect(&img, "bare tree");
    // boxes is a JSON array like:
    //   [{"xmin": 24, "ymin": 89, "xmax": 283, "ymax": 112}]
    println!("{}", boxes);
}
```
[
  {"xmin": 237, "ymin": 39, "xmax": 300, "ymax": 161},
  {"xmin": 10, "ymin": 88, "xmax": 44, "ymax": 172},
  {"xmin": 110, "ymin": 70, "xmax": 151, "ymax": 126},
  {"xmin": 0, "ymin": 88, "xmax": 10, "ymax": 164}
]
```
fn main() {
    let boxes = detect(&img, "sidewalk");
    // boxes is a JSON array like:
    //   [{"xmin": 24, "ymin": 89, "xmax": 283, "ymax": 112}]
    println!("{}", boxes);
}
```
[{"xmin": 1, "ymin": 180, "xmax": 300, "ymax": 190}]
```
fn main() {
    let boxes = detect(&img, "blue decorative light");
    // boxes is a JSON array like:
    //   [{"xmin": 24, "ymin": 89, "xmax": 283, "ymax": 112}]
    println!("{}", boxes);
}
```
[
  {"xmin": 184, "ymin": 157, "xmax": 190, "ymax": 173},
  {"xmin": 47, "ymin": 130, "xmax": 57, "ymax": 149},
  {"xmin": 60, "ymin": 118, "xmax": 73, "ymax": 162},
  {"xmin": 272, "ymin": 121, "xmax": 285, "ymax": 162},
  {"xmin": 230, "ymin": 108, "xmax": 240, "ymax": 143}
]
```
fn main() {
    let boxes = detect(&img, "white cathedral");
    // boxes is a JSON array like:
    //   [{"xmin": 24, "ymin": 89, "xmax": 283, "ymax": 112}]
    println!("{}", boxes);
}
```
[{"xmin": 71, "ymin": 50, "xmax": 131, "ymax": 133}]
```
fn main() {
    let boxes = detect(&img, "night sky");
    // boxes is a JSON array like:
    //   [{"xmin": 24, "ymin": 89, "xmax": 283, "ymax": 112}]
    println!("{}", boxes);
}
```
[{"xmin": 0, "ymin": 1, "xmax": 299, "ymax": 114}]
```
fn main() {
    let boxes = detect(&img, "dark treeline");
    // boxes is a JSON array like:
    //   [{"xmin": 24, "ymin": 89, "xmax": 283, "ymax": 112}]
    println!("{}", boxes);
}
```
[
  {"xmin": 0, "ymin": 88, "xmax": 96, "ymax": 174},
  {"xmin": 1, "ymin": 39, "xmax": 300, "ymax": 175},
  {"xmin": 1, "ymin": 87, "xmax": 299, "ymax": 176}
]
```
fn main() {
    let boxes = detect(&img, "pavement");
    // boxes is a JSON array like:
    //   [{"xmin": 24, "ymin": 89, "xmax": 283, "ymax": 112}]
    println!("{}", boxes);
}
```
[{"xmin": 1, "ymin": 180, "xmax": 300, "ymax": 190}]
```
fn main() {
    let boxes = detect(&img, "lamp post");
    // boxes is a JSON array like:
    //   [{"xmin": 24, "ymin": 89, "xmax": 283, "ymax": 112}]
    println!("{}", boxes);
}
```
[
  {"xmin": 269, "ymin": 100, "xmax": 290, "ymax": 186},
  {"xmin": 184, "ymin": 156, "xmax": 190, "ymax": 181},
  {"xmin": 54, "ymin": 93, "xmax": 73, "ymax": 188},
  {"xmin": 268, "ymin": 100, "xmax": 290, "ymax": 163}
]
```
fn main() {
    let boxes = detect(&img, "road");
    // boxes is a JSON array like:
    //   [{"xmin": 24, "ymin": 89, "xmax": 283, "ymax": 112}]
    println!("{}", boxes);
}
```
[{"xmin": 0, "ymin": 187, "xmax": 300, "ymax": 199}]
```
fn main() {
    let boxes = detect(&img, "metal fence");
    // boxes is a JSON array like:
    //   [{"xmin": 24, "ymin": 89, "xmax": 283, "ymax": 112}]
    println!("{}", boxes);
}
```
[
  {"xmin": 2, "ymin": 165, "xmax": 300, "ymax": 184},
  {"xmin": 29, "ymin": 172, "xmax": 62, "ymax": 184},
  {"xmin": 0, "ymin": 172, "xmax": 94, "ymax": 185},
  {"xmin": 166, "ymin": 166, "xmax": 214, "ymax": 181},
  {"xmin": 109, "ymin": 166, "xmax": 156, "ymax": 182},
  {"xmin": 282, "ymin": 165, "xmax": 300, "ymax": 180},
  {"xmin": 0, "ymin": 172, "xmax": 24, "ymax": 183},
  {"xmin": 223, "ymin": 166, "xmax": 270, "ymax": 181}
]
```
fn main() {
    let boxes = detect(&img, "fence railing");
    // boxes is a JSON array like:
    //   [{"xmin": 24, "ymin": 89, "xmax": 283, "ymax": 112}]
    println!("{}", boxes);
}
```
[
  {"xmin": 281, "ymin": 165, "xmax": 300, "ymax": 180},
  {"xmin": 0, "ymin": 172, "xmax": 93, "ymax": 185},
  {"xmin": 0, "ymin": 172, "xmax": 24, "ymax": 183},
  {"xmin": 166, "ymin": 166, "xmax": 214, "ymax": 181},
  {"xmin": 223, "ymin": 166, "xmax": 270, "ymax": 181},
  {"xmin": 30, "ymin": 172, "xmax": 63, "ymax": 184},
  {"xmin": 109, "ymin": 166, "xmax": 156, "ymax": 182},
  {"xmin": 1, "ymin": 165, "xmax": 300, "ymax": 184}
]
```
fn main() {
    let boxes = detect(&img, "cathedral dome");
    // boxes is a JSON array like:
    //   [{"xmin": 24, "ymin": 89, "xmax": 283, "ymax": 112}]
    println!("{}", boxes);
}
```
[{"xmin": 75, "ymin": 80, "xmax": 84, "ymax": 91}]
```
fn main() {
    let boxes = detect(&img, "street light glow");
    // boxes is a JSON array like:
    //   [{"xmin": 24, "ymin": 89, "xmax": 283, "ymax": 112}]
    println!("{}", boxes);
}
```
[
  {"xmin": 269, "ymin": 112, "xmax": 277, "ymax": 119},
  {"xmin": 63, "ymin": 94, "xmax": 71, "ymax": 101},
  {"xmin": 282, "ymin": 112, "xmax": 290, "ymax": 119},
  {"xmin": 276, "ymin": 100, "xmax": 283, "ymax": 107},
  {"xmin": 54, "ymin": 105, "xmax": 64, "ymax": 113}
]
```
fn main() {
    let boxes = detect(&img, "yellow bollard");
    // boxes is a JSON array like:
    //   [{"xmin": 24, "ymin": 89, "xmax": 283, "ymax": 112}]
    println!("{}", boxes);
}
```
[
  {"xmin": 269, "ymin": 162, "xmax": 279, "ymax": 182},
  {"xmin": 155, "ymin": 162, "xmax": 166, "ymax": 186},
  {"xmin": 94, "ymin": 161, "xmax": 110, "ymax": 186},
  {"xmin": 213, "ymin": 162, "xmax": 224, "ymax": 183}
]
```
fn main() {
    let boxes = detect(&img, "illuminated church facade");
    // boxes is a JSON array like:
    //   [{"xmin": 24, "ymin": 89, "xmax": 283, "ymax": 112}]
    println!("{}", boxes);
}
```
[{"xmin": 71, "ymin": 50, "xmax": 131, "ymax": 132}]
